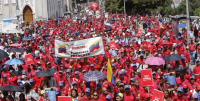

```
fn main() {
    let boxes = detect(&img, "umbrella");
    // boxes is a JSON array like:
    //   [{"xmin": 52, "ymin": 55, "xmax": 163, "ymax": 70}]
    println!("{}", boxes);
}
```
[
  {"xmin": 0, "ymin": 46, "xmax": 4, "ymax": 50},
  {"xmin": 36, "ymin": 69, "xmax": 56, "ymax": 77},
  {"xmin": 22, "ymin": 36, "xmax": 32, "ymax": 41},
  {"xmin": 9, "ymin": 43, "xmax": 22, "ymax": 47},
  {"xmin": 164, "ymin": 54, "xmax": 183, "ymax": 62},
  {"xmin": 177, "ymin": 23, "xmax": 187, "ymax": 28},
  {"xmin": 10, "ymin": 48, "xmax": 25, "ymax": 52},
  {"xmin": 0, "ymin": 50, "xmax": 9, "ymax": 59},
  {"xmin": 145, "ymin": 57, "xmax": 165, "ymax": 65},
  {"xmin": 0, "ymin": 85, "xmax": 23, "ymax": 92},
  {"xmin": 4, "ymin": 59, "xmax": 24, "ymax": 65},
  {"xmin": 82, "ymin": 71, "xmax": 106, "ymax": 81}
]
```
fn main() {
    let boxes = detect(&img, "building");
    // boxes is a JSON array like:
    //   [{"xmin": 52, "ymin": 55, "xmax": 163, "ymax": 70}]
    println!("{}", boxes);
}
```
[{"xmin": 0, "ymin": 0, "xmax": 64, "ymax": 27}]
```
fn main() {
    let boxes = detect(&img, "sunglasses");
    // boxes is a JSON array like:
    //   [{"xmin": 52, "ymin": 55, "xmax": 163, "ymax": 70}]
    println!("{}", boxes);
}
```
[{"xmin": 93, "ymin": 94, "xmax": 98, "ymax": 96}]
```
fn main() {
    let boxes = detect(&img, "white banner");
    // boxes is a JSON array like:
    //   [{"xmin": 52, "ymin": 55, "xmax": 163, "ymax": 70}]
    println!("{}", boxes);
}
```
[{"xmin": 55, "ymin": 37, "xmax": 105, "ymax": 58}]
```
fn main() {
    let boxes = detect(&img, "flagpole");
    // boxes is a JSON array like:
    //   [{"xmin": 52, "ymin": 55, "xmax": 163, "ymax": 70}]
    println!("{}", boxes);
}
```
[{"xmin": 186, "ymin": 0, "xmax": 191, "ymax": 44}]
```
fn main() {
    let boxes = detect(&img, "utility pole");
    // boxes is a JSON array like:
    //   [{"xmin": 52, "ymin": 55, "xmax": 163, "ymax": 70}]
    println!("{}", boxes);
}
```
[
  {"xmin": 124, "ymin": 0, "xmax": 126, "ymax": 21},
  {"xmin": 186, "ymin": 0, "xmax": 191, "ymax": 44}
]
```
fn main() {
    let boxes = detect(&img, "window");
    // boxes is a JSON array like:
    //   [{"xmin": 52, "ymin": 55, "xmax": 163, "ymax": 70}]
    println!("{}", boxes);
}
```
[
  {"xmin": 4, "ymin": 0, "xmax": 8, "ymax": 5},
  {"xmin": 12, "ymin": 0, "xmax": 16, "ymax": 4}
]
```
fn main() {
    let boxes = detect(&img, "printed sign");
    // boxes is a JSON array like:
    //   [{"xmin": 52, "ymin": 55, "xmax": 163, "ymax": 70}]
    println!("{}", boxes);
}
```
[
  {"xmin": 141, "ymin": 69, "xmax": 153, "ymax": 86},
  {"xmin": 110, "ymin": 41, "xmax": 116, "ymax": 49},
  {"xmin": 25, "ymin": 54, "xmax": 34, "ymax": 65},
  {"xmin": 152, "ymin": 89, "xmax": 163, "ymax": 101},
  {"xmin": 118, "ymin": 26, "xmax": 122, "ymax": 33},
  {"xmin": 58, "ymin": 96, "xmax": 71, "ymax": 101},
  {"xmin": 143, "ymin": 41, "xmax": 151, "ymax": 50},
  {"xmin": 45, "ymin": 88, "xmax": 56, "ymax": 101},
  {"xmin": 167, "ymin": 75, "xmax": 176, "ymax": 86},
  {"xmin": 55, "ymin": 37, "xmax": 105, "ymax": 58}
]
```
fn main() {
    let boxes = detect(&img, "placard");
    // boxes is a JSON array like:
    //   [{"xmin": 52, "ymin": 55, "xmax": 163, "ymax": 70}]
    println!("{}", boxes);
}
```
[
  {"xmin": 25, "ymin": 54, "xmax": 34, "ymax": 65},
  {"xmin": 141, "ymin": 69, "xmax": 153, "ymax": 86},
  {"xmin": 58, "ymin": 96, "xmax": 71, "ymax": 101},
  {"xmin": 110, "ymin": 41, "xmax": 116, "ymax": 49},
  {"xmin": 167, "ymin": 75, "xmax": 176, "ymax": 86},
  {"xmin": 152, "ymin": 89, "xmax": 163, "ymax": 101}
]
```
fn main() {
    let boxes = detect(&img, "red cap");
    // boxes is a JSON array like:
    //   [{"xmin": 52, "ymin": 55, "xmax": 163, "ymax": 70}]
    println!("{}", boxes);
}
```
[
  {"xmin": 182, "ymin": 84, "xmax": 188, "ymax": 88},
  {"xmin": 197, "ymin": 84, "xmax": 200, "ymax": 90}
]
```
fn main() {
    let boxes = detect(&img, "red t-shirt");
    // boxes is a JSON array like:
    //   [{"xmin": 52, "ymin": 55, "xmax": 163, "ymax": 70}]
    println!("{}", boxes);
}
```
[
  {"xmin": 172, "ymin": 95, "xmax": 189, "ymax": 101},
  {"xmin": 8, "ymin": 76, "xmax": 18, "ymax": 86},
  {"xmin": 188, "ymin": 43, "xmax": 196, "ymax": 51},
  {"xmin": 124, "ymin": 93, "xmax": 135, "ymax": 101},
  {"xmin": 99, "ymin": 92, "xmax": 113, "ymax": 101}
]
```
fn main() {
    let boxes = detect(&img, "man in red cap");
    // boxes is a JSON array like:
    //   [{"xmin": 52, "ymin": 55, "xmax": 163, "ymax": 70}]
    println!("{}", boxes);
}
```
[{"xmin": 182, "ymin": 83, "xmax": 193, "ymax": 100}]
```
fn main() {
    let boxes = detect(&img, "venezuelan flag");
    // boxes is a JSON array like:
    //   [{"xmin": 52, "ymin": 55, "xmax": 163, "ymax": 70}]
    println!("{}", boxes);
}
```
[
  {"xmin": 88, "ymin": 40, "xmax": 100, "ymax": 52},
  {"xmin": 107, "ymin": 59, "xmax": 115, "ymax": 85},
  {"xmin": 58, "ymin": 45, "xmax": 66, "ymax": 53}
]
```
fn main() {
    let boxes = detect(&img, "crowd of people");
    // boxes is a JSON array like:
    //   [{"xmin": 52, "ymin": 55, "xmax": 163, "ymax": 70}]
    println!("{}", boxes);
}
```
[{"xmin": 0, "ymin": 13, "xmax": 199, "ymax": 101}]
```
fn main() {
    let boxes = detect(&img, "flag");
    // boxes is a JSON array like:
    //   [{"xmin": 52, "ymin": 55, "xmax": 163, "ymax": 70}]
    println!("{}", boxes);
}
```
[{"xmin": 107, "ymin": 59, "xmax": 115, "ymax": 85}]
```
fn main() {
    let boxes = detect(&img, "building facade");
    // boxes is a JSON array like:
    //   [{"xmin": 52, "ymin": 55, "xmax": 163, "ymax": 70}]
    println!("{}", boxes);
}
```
[{"xmin": 0, "ymin": 0, "xmax": 64, "ymax": 25}]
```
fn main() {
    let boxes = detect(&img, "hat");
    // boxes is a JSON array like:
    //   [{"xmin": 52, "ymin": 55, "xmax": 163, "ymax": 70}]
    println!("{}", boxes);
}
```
[
  {"xmin": 3, "ymin": 74, "xmax": 6, "ymax": 78},
  {"xmin": 125, "ymin": 85, "xmax": 130, "ymax": 89},
  {"xmin": 66, "ymin": 69, "xmax": 70, "ymax": 73},
  {"xmin": 158, "ymin": 48, "xmax": 161, "ymax": 51},
  {"xmin": 197, "ymin": 84, "xmax": 200, "ymax": 90},
  {"xmin": 19, "ymin": 83, "xmax": 24, "ymax": 88},
  {"xmin": 90, "ymin": 64, "xmax": 94, "ymax": 67},
  {"xmin": 181, "ymin": 55, "xmax": 185, "ymax": 59},
  {"xmin": 59, "ymin": 81, "xmax": 63, "ymax": 86},
  {"xmin": 3, "ymin": 65, "xmax": 8, "ymax": 69},
  {"xmin": 117, "ymin": 57, "xmax": 120, "ymax": 60},
  {"xmin": 194, "ymin": 93, "xmax": 199, "ymax": 99},
  {"xmin": 22, "ymin": 70, "xmax": 26, "ymax": 75},
  {"xmin": 75, "ymin": 71, "xmax": 79, "ymax": 75},
  {"xmin": 47, "ymin": 62, "xmax": 51, "ymax": 65},
  {"xmin": 82, "ymin": 70, "xmax": 86, "ymax": 72},
  {"xmin": 38, "ymin": 66, "xmax": 42, "ymax": 69},
  {"xmin": 59, "ymin": 71, "xmax": 63, "ymax": 74},
  {"xmin": 130, "ymin": 78, "xmax": 135, "ymax": 81},
  {"xmin": 183, "ymin": 84, "xmax": 188, "ymax": 88},
  {"xmin": 112, "ymin": 64, "xmax": 115, "ymax": 67},
  {"xmin": 132, "ymin": 58, "xmax": 136, "ymax": 61},
  {"xmin": 21, "ymin": 75, "xmax": 27, "ymax": 79},
  {"xmin": 131, "ymin": 64, "xmax": 136, "ymax": 67},
  {"xmin": 119, "ymin": 83, "xmax": 124, "ymax": 86},
  {"xmin": 178, "ymin": 36, "xmax": 181, "ymax": 39},
  {"xmin": 106, "ymin": 95, "xmax": 111, "ymax": 100},
  {"xmin": 119, "ymin": 70, "xmax": 123, "ymax": 75},
  {"xmin": 177, "ymin": 87, "xmax": 183, "ymax": 92},
  {"xmin": 167, "ymin": 64, "xmax": 171, "ymax": 68},
  {"xmin": 41, "ymin": 90, "xmax": 45, "ymax": 95},
  {"xmin": 85, "ymin": 88, "xmax": 90, "ymax": 93},
  {"xmin": 30, "ymin": 79, "xmax": 34, "ymax": 83},
  {"xmin": 196, "ymin": 59, "xmax": 200, "ymax": 62},
  {"xmin": 72, "ymin": 81, "xmax": 77, "ymax": 85},
  {"xmin": 140, "ymin": 54, "xmax": 144, "ymax": 57},
  {"xmin": 36, "ymin": 70, "xmax": 40, "ymax": 72},
  {"xmin": 117, "ymin": 93, "xmax": 123, "ymax": 98},
  {"xmin": 152, "ymin": 71, "xmax": 156, "ymax": 75},
  {"xmin": 9, "ymin": 70, "xmax": 14, "ymax": 73},
  {"xmin": 186, "ymin": 46, "xmax": 189, "ymax": 49},
  {"xmin": 17, "ymin": 79, "xmax": 21, "ymax": 83},
  {"xmin": 60, "ymin": 64, "xmax": 63, "ymax": 67},
  {"xmin": 190, "ymin": 76, "xmax": 195, "ymax": 79}
]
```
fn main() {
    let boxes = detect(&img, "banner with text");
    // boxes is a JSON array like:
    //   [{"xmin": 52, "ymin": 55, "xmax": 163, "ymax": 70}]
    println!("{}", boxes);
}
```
[
  {"xmin": 25, "ymin": 54, "xmax": 34, "ymax": 65},
  {"xmin": 141, "ymin": 69, "xmax": 153, "ymax": 86},
  {"xmin": 55, "ymin": 37, "xmax": 105, "ymax": 58},
  {"xmin": 152, "ymin": 89, "xmax": 163, "ymax": 101}
]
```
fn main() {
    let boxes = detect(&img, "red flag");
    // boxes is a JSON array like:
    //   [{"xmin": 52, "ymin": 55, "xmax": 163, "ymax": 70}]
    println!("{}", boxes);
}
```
[
  {"xmin": 142, "ymin": 41, "xmax": 151, "ymax": 50},
  {"xmin": 154, "ymin": 37, "xmax": 160, "ymax": 44},
  {"xmin": 25, "ymin": 54, "xmax": 34, "ymax": 65},
  {"xmin": 111, "ymin": 24, "xmax": 115, "ymax": 29},
  {"xmin": 152, "ymin": 90, "xmax": 164, "ymax": 101},
  {"xmin": 118, "ymin": 26, "xmax": 122, "ymax": 33},
  {"xmin": 141, "ymin": 69, "xmax": 153, "ymax": 86}
]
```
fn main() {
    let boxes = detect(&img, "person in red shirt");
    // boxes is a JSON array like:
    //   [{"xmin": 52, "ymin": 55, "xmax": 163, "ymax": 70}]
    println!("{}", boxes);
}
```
[
  {"xmin": 176, "ymin": 70, "xmax": 189, "ymax": 87},
  {"xmin": 81, "ymin": 88, "xmax": 92, "ymax": 101},
  {"xmin": 116, "ymin": 71, "xmax": 128, "ymax": 84},
  {"xmin": 58, "ymin": 81, "xmax": 68, "ymax": 96},
  {"xmin": 99, "ymin": 87, "xmax": 113, "ymax": 101},
  {"xmin": 172, "ymin": 87, "xmax": 188, "ymax": 101},
  {"xmin": 1, "ymin": 66, "xmax": 10, "ymax": 78},
  {"xmin": 124, "ymin": 85, "xmax": 135, "ymax": 101},
  {"xmin": 188, "ymin": 76, "xmax": 198, "ymax": 90},
  {"xmin": 1, "ymin": 74, "xmax": 10, "ymax": 87},
  {"xmin": 193, "ymin": 59, "xmax": 200, "ymax": 82},
  {"xmin": 163, "ymin": 90, "xmax": 171, "ymax": 101},
  {"xmin": 182, "ymin": 84, "xmax": 193, "ymax": 100},
  {"xmin": 8, "ymin": 70, "xmax": 17, "ymax": 86},
  {"xmin": 188, "ymin": 39, "xmax": 196, "ymax": 65}
]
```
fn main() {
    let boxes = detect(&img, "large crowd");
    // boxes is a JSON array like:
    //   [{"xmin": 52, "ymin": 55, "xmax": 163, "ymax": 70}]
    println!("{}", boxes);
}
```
[{"xmin": 0, "ymin": 13, "xmax": 199, "ymax": 101}]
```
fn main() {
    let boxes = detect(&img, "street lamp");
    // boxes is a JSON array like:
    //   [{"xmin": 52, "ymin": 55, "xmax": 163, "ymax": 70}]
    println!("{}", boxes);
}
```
[
  {"xmin": 186, "ymin": 0, "xmax": 191, "ymax": 44},
  {"xmin": 124, "ymin": 0, "xmax": 126, "ymax": 21}
]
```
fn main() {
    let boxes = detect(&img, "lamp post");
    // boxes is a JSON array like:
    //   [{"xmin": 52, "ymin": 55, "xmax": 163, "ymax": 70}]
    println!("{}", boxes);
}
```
[
  {"xmin": 186, "ymin": 0, "xmax": 191, "ymax": 44},
  {"xmin": 124, "ymin": 0, "xmax": 126, "ymax": 21}
]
